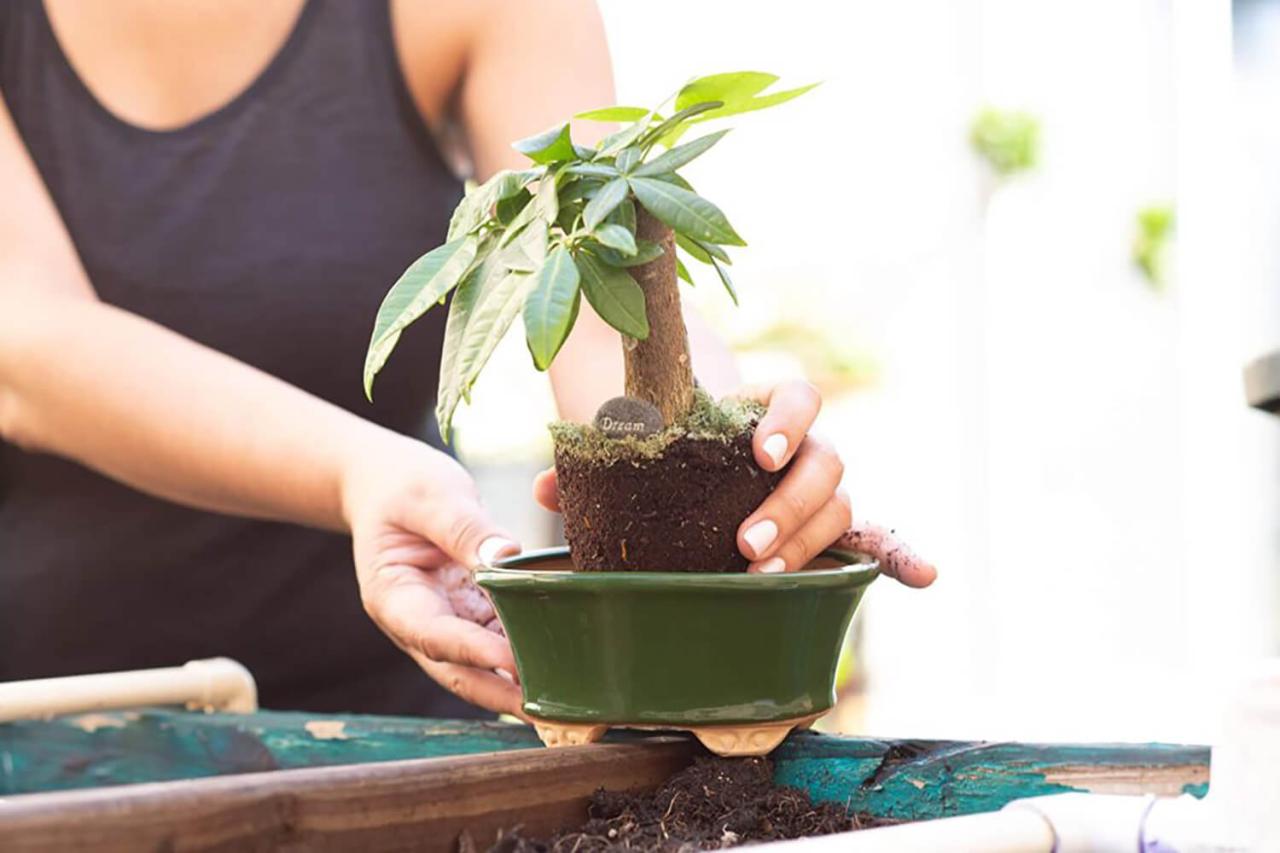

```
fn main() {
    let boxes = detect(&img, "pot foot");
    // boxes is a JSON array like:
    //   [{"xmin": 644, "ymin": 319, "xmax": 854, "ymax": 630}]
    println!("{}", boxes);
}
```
[
  {"xmin": 532, "ymin": 720, "xmax": 608, "ymax": 748},
  {"xmin": 689, "ymin": 720, "xmax": 798, "ymax": 757}
]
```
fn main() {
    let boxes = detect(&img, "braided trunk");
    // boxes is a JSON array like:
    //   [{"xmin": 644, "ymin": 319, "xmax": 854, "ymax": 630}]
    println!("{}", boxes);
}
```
[{"xmin": 622, "ymin": 208, "xmax": 696, "ymax": 425}]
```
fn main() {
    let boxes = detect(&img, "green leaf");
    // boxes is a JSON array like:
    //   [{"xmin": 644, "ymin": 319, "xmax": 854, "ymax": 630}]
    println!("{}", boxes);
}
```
[
  {"xmin": 447, "ymin": 169, "xmax": 539, "ymax": 240},
  {"xmin": 436, "ymin": 259, "xmax": 534, "ymax": 439},
  {"xmin": 606, "ymin": 198, "xmax": 636, "ymax": 233},
  {"xmin": 676, "ymin": 71, "xmax": 778, "ymax": 111},
  {"xmin": 576, "ymin": 105, "xmax": 653, "ymax": 122},
  {"xmin": 497, "ymin": 192, "xmax": 541, "ymax": 248},
  {"xmin": 566, "ymin": 162, "xmax": 619, "ymax": 179},
  {"xmin": 633, "ymin": 130, "xmax": 728, "ymax": 177},
  {"xmin": 637, "ymin": 102, "xmax": 723, "ymax": 149},
  {"xmin": 593, "ymin": 223, "xmax": 637, "ymax": 255},
  {"xmin": 576, "ymin": 252, "xmax": 649, "ymax": 339},
  {"xmin": 692, "ymin": 83, "xmax": 819, "ymax": 122},
  {"xmin": 535, "ymin": 173, "xmax": 559, "ymax": 221},
  {"xmin": 628, "ymin": 177, "xmax": 745, "ymax": 246},
  {"xmin": 675, "ymin": 232, "xmax": 731, "ymax": 265},
  {"xmin": 676, "ymin": 256, "xmax": 693, "ymax": 285},
  {"xmin": 616, "ymin": 147, "xmax": 642, "ymax": 174},
  {"xmin": 712, "ymin": 257, "xmax": 739, "ymax": 305},
  {"xmin": 513, "ymin": 122, "xmax": 577, "ymax": 164},
  {"xmin": 501, "ymin": 221, "xmax": 548, "ymax": 272},
  {"xmin": 583, "ymin": 177, "xmax": 630, "ymax": 231},
  {"xmin": 364, "ymin": 236, "xmax": 478, "ymax": 399},
  {"xmin": 523, "ymin": 246, "xmax": 582, "ymax": 370},
  {"xmin": 595, "ymin": 238, "xmax": 664, "ymax": 268},
  {"xmin": 495, "ymin": 189, "xmax": 532, "ymax": 226},
  {"xmin": 598, "ymin": 115, "xmax": 653, "ymax": 157},
  {"xmin": 654, "ymin": 172, "xmax": 695, "ymax": 193}
]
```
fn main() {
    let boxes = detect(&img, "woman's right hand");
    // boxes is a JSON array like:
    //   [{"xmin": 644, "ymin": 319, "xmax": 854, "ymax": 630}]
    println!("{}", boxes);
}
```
[{"xmin": 341, "ymin": 437, "xmax": 525, "ymax": 715}]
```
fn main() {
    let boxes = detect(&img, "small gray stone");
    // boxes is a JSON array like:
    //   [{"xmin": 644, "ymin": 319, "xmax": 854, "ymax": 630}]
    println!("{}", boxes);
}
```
[{"xmin": 594, "ymin": 396, "xmax": 665, "ymax": 439}]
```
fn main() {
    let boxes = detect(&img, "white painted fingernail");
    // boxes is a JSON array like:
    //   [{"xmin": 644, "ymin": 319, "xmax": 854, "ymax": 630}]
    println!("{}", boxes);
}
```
[
  {"xmin": 743, "ymin": 520, "xmax": 778, "ymax": 558},
  {"xmin": 756, "ymin": 557, "xmax": 786, "ymax": 574},
  {"xmin": 477, "ymin": 536, "xmax": 517, "ymax": 567},
  {"xmin": 762, "ymin": 433, "xmax": 788, "ymax": 468}
]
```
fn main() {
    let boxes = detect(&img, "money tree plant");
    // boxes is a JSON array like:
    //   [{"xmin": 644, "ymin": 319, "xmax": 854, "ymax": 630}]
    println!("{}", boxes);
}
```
[{"xmin": 363, "ymin": 71, "xmax": 814, "ymax": 437}]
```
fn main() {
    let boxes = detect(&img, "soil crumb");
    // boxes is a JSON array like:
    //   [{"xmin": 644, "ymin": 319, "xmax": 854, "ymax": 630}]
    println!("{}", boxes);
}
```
[{"xmin": 481, "ymin": 757, "xmax": 890, "ymax": 852}]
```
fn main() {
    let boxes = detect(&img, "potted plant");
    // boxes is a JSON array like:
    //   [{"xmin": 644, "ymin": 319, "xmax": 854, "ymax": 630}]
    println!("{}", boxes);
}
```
[{"xmin": 363, "ymin": 72, "xmax": 880, "ymax": 755}]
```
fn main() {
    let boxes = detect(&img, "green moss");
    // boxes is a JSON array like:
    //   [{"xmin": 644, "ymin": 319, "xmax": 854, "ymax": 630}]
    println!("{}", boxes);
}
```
[{"xmin": 549, "ymin": 389, "xmax": 763, "ymax": 465}]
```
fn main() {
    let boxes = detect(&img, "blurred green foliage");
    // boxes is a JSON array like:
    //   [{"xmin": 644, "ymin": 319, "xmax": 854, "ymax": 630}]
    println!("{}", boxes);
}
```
[
  {"xmin": 1133, "ymin": 203, "xmax": 1175, "ymax": 291},
  {"xmin": 970, "ymin": 107, "xmax": 1041, "ymax": 177}
]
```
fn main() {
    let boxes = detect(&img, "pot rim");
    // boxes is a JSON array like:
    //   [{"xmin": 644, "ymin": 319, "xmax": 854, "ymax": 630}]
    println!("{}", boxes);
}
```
[{"xmin": 475, "ymin": 546, "xmax": 879, "ymax": 590}]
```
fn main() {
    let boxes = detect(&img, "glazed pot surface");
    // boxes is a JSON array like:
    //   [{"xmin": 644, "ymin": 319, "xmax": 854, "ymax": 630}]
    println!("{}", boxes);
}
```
[{"xmin": 476, "ymin": 548, "xmax": 878, "ymax": 725}]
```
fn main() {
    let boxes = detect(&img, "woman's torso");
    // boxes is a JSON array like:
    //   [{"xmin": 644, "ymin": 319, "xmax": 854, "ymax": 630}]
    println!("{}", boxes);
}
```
[{"xmin": 0, "ymin": 0, "xmax": 477, "ymax": 715}]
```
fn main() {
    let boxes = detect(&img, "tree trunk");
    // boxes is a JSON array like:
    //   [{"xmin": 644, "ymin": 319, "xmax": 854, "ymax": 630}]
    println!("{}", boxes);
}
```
[{"xmin": 623, "ymin": 207, "xmax": 696, "ymax": 424}]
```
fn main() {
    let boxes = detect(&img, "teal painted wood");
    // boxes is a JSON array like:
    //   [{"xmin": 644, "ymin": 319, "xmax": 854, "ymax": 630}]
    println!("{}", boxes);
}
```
[
  {"xmin": 0, "ymin": 710, "xmax": 1211, "ymax": 823},
  {"xmin": 0, "ymin": 710, "xmax": 541, "ymax": 795},
  {"xmin": 773, "ymin": 735, "xmax": 1211, "ymax": 820}
]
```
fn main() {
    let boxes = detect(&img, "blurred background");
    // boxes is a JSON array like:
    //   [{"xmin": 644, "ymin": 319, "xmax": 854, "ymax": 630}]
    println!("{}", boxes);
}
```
[{"xmin": 454, "ymin": 0, "xmax": 1280, "ymax": 744}]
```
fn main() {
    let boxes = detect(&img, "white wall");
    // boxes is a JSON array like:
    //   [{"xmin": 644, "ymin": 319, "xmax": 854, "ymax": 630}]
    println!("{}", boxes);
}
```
[{"xmin": 461, "ymin": 0, "xmax": 1280, "ymax": 742}]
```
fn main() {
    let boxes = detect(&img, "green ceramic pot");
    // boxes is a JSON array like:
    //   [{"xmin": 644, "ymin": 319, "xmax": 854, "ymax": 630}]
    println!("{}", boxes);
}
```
[{"xmin": 475, "ymin": 547, "xmax": 878, "ymax": 726}]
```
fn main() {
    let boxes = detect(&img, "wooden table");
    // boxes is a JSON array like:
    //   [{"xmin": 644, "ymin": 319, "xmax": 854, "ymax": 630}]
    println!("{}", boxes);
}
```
[{"xmin": 0, "ymin": 709, "xmax": 1210, "ymax": 851}]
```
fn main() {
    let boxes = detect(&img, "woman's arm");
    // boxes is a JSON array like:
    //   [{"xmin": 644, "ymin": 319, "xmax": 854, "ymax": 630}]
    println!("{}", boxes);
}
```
[
  {"xmin": 0, "ymin": 90, "xmax": 524, "ymax": 712},
  {"xmin": 0, "ymin": 93, "xmax": 381, "ymax": 532}
]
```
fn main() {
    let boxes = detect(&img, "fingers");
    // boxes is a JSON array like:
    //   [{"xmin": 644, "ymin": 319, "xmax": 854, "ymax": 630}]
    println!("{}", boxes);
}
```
[
  {"xmin": 738, "ymin": 435, "xmax": 843, "ymax": 562},
  {"xmin": 364, "ymin": 569, "xmax": 518, "ymax": 671},
  {"xmin": 838, "ymin": 521, "xmax": 938, "ymax": 588},
  {"xmin": 532, "ymin": 467, "xmax": 560, "ymax": 513},
  {"xmin": 439, "ymin": 566, "xmax": 498, "ymax": 625},
  {"xmin": 417, "ymin": 656, "xmax": 525, "ymax": 717},
  {"xmin": 395, "ymin": 606, "xmax": 518, "ymax": 674},
  {"xmin": 404, "ymin": 492, "xmax": 520, "ymax": 569},
  {"xmin": 749, "ymin": 490, "xmax": 852, "ymax": 574},
  {"xmin": 747, "ymin": 380, "xmax": 822, "ymax": 472}
]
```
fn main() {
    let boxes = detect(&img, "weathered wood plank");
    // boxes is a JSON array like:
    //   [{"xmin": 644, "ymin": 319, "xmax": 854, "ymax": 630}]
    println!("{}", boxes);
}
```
[
  {"xmin": 0, "ymin": 710, "xmax": 1212, "ymax": 829},
  {"xmin": 0, "ymin": 740, "xmax": 696, "ymax": 853},
  {"xmin": 0, "ymin": 710, "xmax": 544, "ymax": 794}
]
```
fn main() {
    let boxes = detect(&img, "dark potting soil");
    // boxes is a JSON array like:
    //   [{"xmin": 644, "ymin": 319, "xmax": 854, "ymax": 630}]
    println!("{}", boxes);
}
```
[
  {"xmin": 554, "ymin": 431, "xmax": 785, "ymax": 573},
  {"xmin": 481, "ymin": 757, "xmax": 891, "ymax": 852}
]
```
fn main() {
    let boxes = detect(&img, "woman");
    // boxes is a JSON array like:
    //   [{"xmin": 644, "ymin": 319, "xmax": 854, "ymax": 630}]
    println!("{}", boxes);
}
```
[{"xmin": 0, "ymin": 0, "xmax": 935, "ymax": 718}]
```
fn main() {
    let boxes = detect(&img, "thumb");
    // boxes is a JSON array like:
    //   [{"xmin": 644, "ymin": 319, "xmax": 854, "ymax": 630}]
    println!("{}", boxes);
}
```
[
  {"xmin": 409, "ymin": 494, "xmax": 521, "ymax": 568},
  {"xmin": 532, "ymin": 467, "xmax": 560, "ymax": 513}
]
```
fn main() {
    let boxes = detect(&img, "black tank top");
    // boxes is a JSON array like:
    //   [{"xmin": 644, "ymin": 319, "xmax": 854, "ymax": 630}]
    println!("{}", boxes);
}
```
[{"xmin": 0, "ymin": 1, "xmax": 482, "ymax": 717}]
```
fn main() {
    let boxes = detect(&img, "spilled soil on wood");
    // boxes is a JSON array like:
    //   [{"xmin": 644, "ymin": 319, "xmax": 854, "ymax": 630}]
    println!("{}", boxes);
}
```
[{"xmin": 479, "ymin": 757, "xmax": 893, "ymax": 852}]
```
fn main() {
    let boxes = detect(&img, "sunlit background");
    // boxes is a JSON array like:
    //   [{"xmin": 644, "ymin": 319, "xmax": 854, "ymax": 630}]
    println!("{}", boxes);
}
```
[{"xmin": 455, "ymin": 0, "xmax": 1280, "ymax": 744}]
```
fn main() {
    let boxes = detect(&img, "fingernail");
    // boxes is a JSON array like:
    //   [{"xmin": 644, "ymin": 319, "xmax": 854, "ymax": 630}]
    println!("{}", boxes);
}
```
[
  {"xmin": 477, "ymin": 536, "xmax": 518, "ymax": 567},
  {"xmin": 742, "ymin": 519, "xmax": 778, "ymax": 558},
  {"xmin": 762, "ymin": 433, "xmax": 788, "ymax": 468},
  {"xmin": 496, "ymin": 668, "xmax": 516, "ymax": 683},
  {"xmin": 755, "ymin": 557, "xmax": 786, "ymax": 574}
]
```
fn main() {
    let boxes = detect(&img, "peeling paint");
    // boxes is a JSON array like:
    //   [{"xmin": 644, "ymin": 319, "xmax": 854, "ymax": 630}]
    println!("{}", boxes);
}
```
[
  {"xmin": 304, "ymin": 721, "xmax": 351, "ymax": 741},
  {"xmin": 0, "ymin": 709, "xmax": 1212, "ymax": 821},
  {"xmin": 70, "ymin": 714, "xmax": 127, "ymax": 733},
  {"xmin": 773, "ymin": 734, "xmax": 1211, "ymax": 820}
]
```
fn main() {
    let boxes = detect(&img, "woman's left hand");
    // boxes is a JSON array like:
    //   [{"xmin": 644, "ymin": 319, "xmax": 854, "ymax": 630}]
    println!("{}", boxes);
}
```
[{"xmin": 533, "ymin": 380, "xmax": 937, "ymax": 587}]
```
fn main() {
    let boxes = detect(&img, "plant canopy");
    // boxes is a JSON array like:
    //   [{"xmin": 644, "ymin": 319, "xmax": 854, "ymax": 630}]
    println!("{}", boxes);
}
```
[{"xmin": 363, "ymin": 71, "xmax": 815, "ymax": 440}]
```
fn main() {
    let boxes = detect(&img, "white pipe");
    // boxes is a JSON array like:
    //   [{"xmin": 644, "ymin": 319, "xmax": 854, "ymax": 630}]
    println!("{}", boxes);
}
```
[
  {"xmin": 1003, "ymin": 793, "xmax": 1154, "ymax": 851},
  {"xmin": 760, "ymin": 795, "xmax": 1168, "ymax": 853},
  {"xmin": 0, "ymin": 658, "xmax": 258, "ymax": 722},
  {"xmin": 753, "ymin": 808, "xmax": 1054, "ymax": 853}
]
